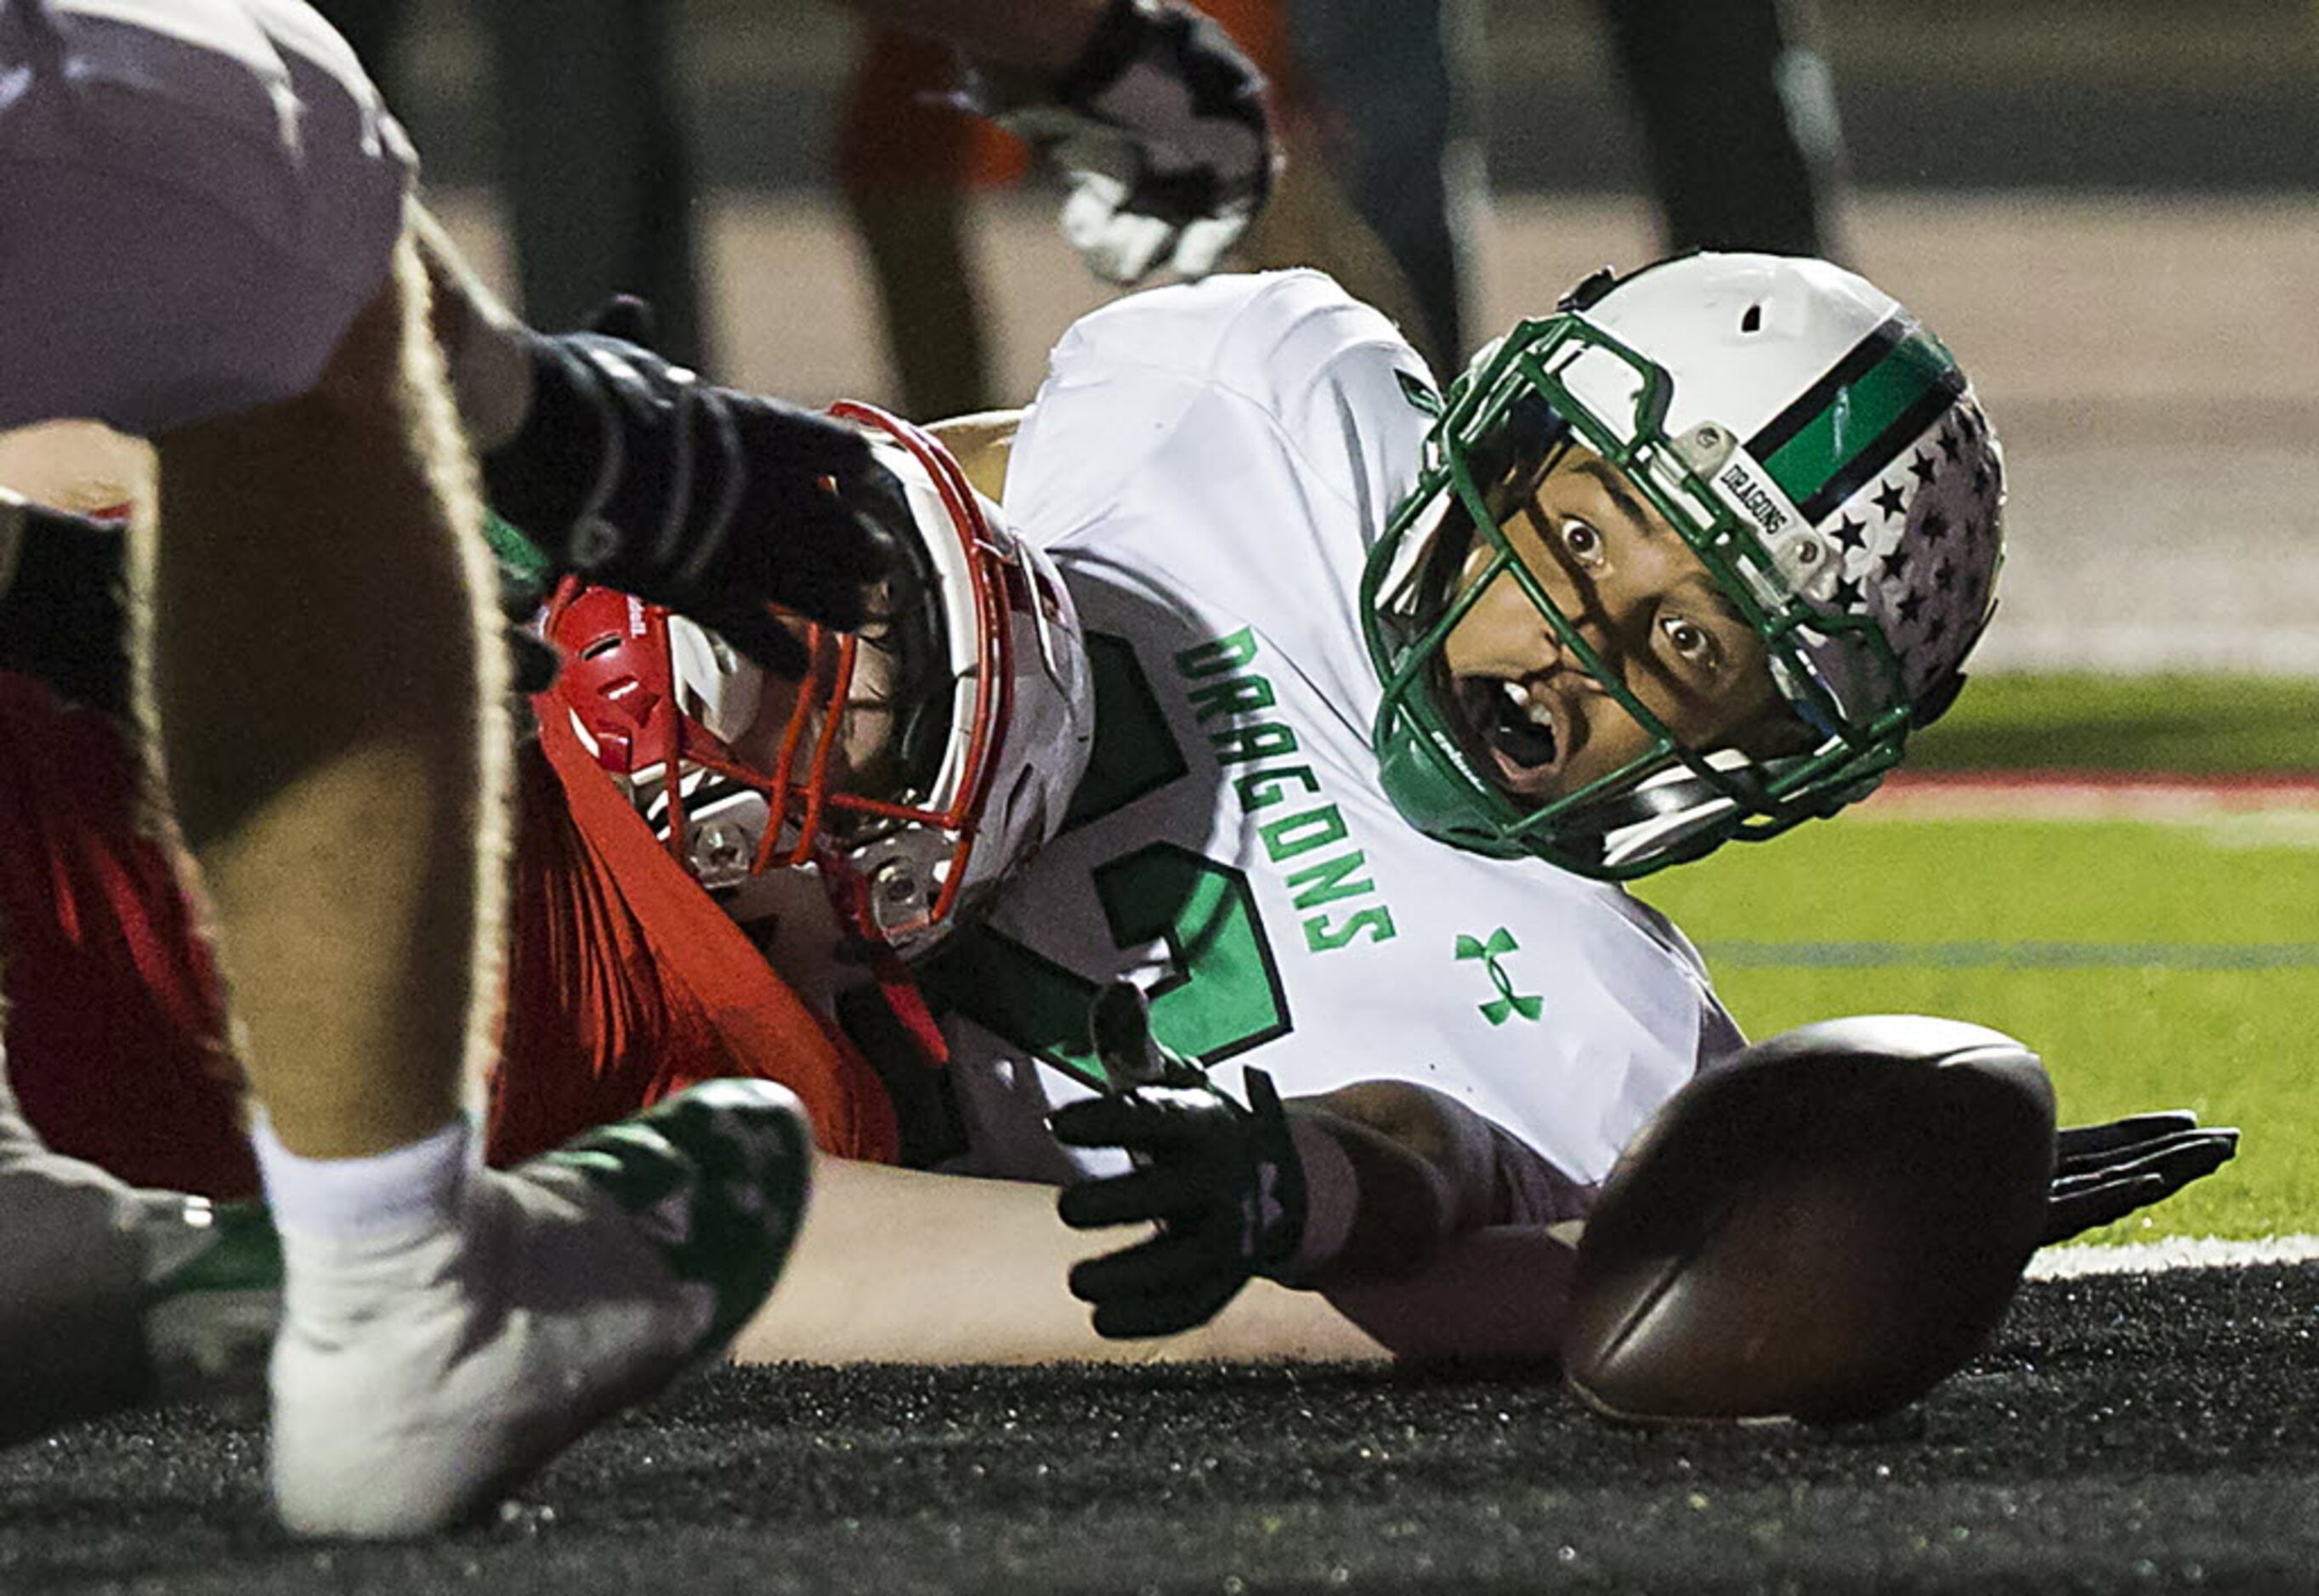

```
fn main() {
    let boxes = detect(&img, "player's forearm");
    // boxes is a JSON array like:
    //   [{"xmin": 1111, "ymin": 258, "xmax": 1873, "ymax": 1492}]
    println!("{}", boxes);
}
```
[
  {"xmin": 1282, "ymin": 1109, "xmax": 1460, "ymax": 1285},
  {"xmin": 1284, "ymin": 1081, "xmax": 1522, "ymax": 1285},
  {"xmin": 1310, "ymin": 1223, "xmax": 1576, "ymax": 1366},
  {"xmin": 731, "ymin": 1157, "xmax": 1392, "ymax": 1365}
]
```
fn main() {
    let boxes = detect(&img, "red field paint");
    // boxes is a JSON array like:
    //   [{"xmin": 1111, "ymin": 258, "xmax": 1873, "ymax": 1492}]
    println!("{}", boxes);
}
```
[{"xmin": 1866, "ymin": 769, "xmax": 2319, "ymax": 819}]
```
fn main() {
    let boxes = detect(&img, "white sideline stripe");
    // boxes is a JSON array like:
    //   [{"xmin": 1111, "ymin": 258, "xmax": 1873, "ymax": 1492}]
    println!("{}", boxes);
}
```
[{"xmin": 2028, "ymin": 1233, "xmax": 2319, "ymax": 1278}]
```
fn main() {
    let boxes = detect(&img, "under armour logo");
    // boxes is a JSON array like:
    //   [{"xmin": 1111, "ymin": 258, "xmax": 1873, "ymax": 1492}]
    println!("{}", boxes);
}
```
[
  {"xmin": 1244, "ymin": 1161, "xmax": 1286, "ymax": 1259},
  {"xmin": 1456, "ymin": 928, "xmax": 1543, "ymax": 1026}
]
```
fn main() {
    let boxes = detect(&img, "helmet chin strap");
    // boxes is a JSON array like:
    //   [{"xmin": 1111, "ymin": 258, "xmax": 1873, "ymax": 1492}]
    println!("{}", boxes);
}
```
[
  {"xmin": 1581, "ymin": 744, "xmax": 1888, "ymax": 872},
  {"xmin": 1585, "ymin": 752, "xmax": 1761, "ymax": 871},
  {"xmin": 820, "ymin": 866, "xmax": 950, "ymax": 1071}
]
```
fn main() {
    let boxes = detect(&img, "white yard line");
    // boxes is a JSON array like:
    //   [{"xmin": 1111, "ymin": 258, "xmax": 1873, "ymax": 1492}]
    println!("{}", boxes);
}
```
[{"xmin": 2030, "ymin": 1233, "xmax": 2319, "ymax": 1278}]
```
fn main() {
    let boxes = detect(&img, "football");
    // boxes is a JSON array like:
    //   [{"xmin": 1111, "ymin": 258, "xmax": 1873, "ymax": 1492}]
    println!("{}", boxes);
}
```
[{"xmin": 1562, "ymin": 1015, "xmax": 2058, "ymax": 1425}]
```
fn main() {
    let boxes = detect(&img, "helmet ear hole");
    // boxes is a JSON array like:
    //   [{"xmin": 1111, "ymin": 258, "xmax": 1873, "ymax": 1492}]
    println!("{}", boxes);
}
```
[{"xmin": 1740, "ymin": 303, "xmax": 1765, "ymax": 334}]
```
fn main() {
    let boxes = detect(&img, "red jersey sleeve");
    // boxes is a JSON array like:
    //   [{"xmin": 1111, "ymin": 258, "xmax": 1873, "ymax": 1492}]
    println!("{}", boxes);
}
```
[
  {"xmin": 487, "ymin": 713, "xmax": 899, "ymax": 1168},
  {"xmin": 0, "ymin": 673, "xmax": 255, "ymax": 1197}
]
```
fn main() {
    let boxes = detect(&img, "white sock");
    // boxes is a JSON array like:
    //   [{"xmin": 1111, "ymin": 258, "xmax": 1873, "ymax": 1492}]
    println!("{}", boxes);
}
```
[{"xmin": 252, "ymin": 1112, "xmax": 473, "ymax": 1243}]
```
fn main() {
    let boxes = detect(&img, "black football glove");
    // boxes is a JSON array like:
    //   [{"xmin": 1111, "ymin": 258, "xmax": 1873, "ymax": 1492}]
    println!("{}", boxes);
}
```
[
  {"xmin": 2041, "ymin": 1111, "xmax": 2239, "ymax": 1246},
  {"xmin": 963, "ymin": 0, "xmax": 1274, "ymax": 284},
  {"xmin": 482, "ymin": 297, "xmax": 903, "ymax": 677},
  {"xmin": 1050, "ymin": 982, "xmax": 1306, "ymax": 1338}
]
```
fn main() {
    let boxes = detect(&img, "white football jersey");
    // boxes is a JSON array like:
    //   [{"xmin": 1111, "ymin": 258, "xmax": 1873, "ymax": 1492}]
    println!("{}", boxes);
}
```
[{"xmin": 927, "ymin": 271, "xmax": 1741, "ymax": 1199}]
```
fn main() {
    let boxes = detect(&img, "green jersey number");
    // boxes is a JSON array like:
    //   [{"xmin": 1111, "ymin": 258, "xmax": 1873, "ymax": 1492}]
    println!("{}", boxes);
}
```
[{"xmin": 919, "ymin": 633, "xmax": 1291, "ymax": 1089}]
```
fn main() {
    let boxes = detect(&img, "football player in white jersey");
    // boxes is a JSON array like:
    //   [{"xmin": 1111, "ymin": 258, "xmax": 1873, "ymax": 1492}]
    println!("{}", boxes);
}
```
[
  {"xmin": 899, "ymin": 256, "xmax": 2016, "ymax": 1338},
  {"xmin": 544, "ymin": 257, "xmax": 2229, "ymax": 1361},
  {"xmin": 887, "ymin": 255, "xmax": 2230, "ymax": 1351}
]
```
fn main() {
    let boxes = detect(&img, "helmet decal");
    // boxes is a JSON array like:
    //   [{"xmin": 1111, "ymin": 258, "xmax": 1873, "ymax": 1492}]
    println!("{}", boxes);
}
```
[{"xmin": 1748, "ymin": 315, "xmax": 1965, "ymax": 524}]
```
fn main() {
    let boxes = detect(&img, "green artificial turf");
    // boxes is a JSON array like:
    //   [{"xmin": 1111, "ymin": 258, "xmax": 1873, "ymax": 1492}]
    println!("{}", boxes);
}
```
[
  {"xmin": 1907, "ymin": 673, "xmax": 2319, "ymax": 773},
  {"xmin": 1636, "ymin": 674, "xmax": 2319, "ymax": 1241}
]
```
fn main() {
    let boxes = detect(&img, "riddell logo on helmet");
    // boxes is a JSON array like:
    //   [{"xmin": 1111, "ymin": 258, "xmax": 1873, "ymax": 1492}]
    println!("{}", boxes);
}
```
[{"xmin": 1717, "ymin": 461, "xmax": 1789, "ymax": 537}]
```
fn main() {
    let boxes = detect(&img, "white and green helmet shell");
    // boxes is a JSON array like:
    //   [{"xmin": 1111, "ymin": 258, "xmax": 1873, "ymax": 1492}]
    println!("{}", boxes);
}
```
[{"xmin": 1362, "ymin": 252, "xmax": 2005, "ymax": 879}]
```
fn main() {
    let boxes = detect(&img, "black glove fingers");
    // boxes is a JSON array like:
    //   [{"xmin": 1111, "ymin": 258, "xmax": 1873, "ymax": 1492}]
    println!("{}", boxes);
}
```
[
  {"xmin": 1057, "ymin": 1163, "xmax": 1219, "ymax": 1231},
  {"xmin": 1073, "ymin": 1235, "xmax": 1237, "ymax": 1302},
  {"xmin": 1050, "ymin": 1093, "xmax": 1223, "ymax": 1153},
  {"xmin": 2053, "ymin": 1111, "xmax": 2203, "ymax": 1168},
  {"xmin": 1066, "ymin": 1229, "xmax": 1194, "ymax": 1300},
  {"xmin": 508, "ymin": 314, "xmax": 901, "ymax": 654},
  {"xmin": 2040, "ymin": 1172, "xmax": 2169, "ymax": 1247},
  {"xmin": 2055, "ymin": 1124, "xmax": 2237, "ymax": 1185},
  {"xmin": 2102, "ymin": 1128, "xmax": 2239, "ymax": 1185},
  {"xmin": 1087, "ymin": 1276, "xmax": 1247, "ymax": 1341}
]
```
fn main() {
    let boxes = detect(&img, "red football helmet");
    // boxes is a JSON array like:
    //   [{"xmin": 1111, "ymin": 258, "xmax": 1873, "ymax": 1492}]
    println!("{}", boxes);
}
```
[{"xmin": 540, "ymin": 403, "xmax": 1094, "ymax": 967}]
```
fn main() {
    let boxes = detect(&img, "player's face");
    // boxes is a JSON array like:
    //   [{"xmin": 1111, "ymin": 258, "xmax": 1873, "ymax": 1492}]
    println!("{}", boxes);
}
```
[
  {"xmin": 722, "ymin": 597, "xmax": 907, "ymax": 803},
  {"xmin": 1438, "ymin": 444, "xmax": 1800, "ymax": 806}
]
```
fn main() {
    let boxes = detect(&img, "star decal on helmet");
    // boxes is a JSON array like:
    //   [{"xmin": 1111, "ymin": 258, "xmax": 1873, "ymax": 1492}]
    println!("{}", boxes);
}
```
[
  {"xmin": 1833, "ymin": 513, "xmax": 1869, "ymax": 552},
  {"xmin": 1908, "ymin": 450, "xmax": 1940, "ymax": 488},
  {"xmin": 1873, "ymin": 479, "xmax": 1909, "ymax": 521}
]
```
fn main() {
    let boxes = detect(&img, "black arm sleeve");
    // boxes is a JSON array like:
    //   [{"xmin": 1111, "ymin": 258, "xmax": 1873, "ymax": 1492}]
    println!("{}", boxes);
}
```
[{"xmin": 0, "ymin": 504, "xmax": 130, "ymax": 717}]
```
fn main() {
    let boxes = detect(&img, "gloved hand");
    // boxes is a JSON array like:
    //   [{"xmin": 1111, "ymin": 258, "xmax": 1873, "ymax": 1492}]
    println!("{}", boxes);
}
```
[
  {"xmin": 2041, "ymin": 1111, "xmax": 2239, "ymax": 1246},
  {"xmin": 1051, "ymin": 982, "xmax": 1305, "ymax": 1337},
  {"xmin": 965, "ymin": 0, "xmax": 1274, "ymax": 285},
  {"xmin": 484, "ymin": 297, "xmax": 904, "ymax": 677}
]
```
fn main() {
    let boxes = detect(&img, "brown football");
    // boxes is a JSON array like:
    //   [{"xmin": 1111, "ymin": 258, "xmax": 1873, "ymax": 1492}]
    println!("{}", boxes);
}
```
[{"xmin": 1562, "ymin": 1015, "xmax": 2057, "ymax": 1425}]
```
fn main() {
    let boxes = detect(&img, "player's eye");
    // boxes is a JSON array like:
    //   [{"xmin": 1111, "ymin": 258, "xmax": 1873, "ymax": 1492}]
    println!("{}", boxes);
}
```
[
  {"xmin": 1661, "ymin": 614, "xmax": 1719, "ymax": 671},
  {"xmin": 1558, "ymin": 518, "xmax": 1603, "ymax": 563}
]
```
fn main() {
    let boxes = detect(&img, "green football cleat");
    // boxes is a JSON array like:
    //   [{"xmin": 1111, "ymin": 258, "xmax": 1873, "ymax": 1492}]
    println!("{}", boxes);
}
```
[
  {"xmin": 142, "ymin": 1194, "xmax": 284, "ymax": 1412},
  {"xmin": 268, "ymin": 1080, "xmax": 814, "ymax": 1538}
]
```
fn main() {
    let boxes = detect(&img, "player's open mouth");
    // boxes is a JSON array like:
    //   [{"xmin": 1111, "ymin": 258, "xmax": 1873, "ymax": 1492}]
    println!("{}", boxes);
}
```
[{"xmin": 1452, "ymin": 674, "xmax": 1568, "ymax": 803}]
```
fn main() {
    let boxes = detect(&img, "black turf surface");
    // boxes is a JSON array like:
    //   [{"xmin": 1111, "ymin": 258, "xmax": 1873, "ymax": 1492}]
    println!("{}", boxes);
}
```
[{"xmin": 8, "ymin": 1264, "xmax": 2315, "ymax": 1595}]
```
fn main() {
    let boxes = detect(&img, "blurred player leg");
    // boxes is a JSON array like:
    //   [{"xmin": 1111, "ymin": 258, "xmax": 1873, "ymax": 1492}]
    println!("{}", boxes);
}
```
[
  {"xmin": 149, "ymin": 231, "xmax": 496, "ymax": 1165},
  {"xmin": 1285, "ymin": 0, "xmax": 1478, "ymax": 370},
  {"xmin": 1596, "ymin": 0, "xmax": 1846, "ymax": 258},
  {"xmin": 0, "ymin": 0, "xmax": 814, "ymax": 1535},
  {"xmin": 1117, "ymin": 0, "xmax": 1443, "ymax": 370},
  {"xmin": 480, "ymin": 0, "xmax": 709, "ymax": 367},
  {"xmin": 837, "ymin": 28, "xmax": 1011, "ymax": 420}
]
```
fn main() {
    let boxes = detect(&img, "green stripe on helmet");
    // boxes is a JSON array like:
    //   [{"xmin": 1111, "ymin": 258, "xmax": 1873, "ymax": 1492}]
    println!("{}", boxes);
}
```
[{"xmin": 1755, "ymin": 329, "xmax": 1963, "ymax": 521}]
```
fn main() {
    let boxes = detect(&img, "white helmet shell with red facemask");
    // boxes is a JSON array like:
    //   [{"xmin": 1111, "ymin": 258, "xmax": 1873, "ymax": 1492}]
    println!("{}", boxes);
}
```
[{"xmin": 543, "ymin": 403, "xmax": 1094, "ymax": 965}]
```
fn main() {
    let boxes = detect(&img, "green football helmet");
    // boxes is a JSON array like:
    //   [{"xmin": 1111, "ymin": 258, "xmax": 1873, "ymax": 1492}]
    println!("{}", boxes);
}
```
[{"xmin": 1362, "ymin": 252, "xmax": 2004, "ymax": 880}]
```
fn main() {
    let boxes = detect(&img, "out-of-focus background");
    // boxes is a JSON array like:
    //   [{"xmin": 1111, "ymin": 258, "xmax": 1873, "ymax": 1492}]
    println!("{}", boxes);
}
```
[{"xmin": 390, "ymin": 0, "xmax": 2319, "ymax": 676}]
